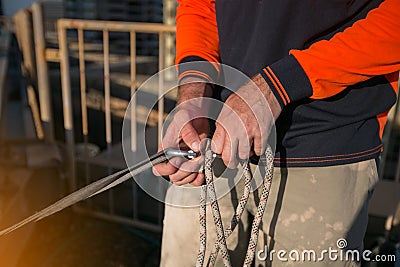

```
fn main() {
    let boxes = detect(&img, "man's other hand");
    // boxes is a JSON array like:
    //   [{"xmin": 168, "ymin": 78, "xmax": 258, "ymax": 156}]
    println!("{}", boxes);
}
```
[
  {"xmin": 152, "ymin": 79, "xmax": 212, "ymax": 186},
  {"xmin": 212, "ymin": 74, "xmax": 281, "ymax": 168}
]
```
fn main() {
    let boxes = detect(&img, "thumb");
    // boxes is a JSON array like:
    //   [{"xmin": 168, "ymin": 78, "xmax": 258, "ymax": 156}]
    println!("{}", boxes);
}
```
[{"xmin": 180, "ymin": 122, "xmax": 201, "ymax": 152}]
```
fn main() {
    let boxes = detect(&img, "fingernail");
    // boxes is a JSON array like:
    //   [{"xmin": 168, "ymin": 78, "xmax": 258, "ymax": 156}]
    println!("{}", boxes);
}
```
[
  {"xmin": 192, "ymin": 141, "xmax": 200, "ymax": 151},
  {"xmin": 152, "ymin": 168, "xmax": 160, "ymax": 176}
]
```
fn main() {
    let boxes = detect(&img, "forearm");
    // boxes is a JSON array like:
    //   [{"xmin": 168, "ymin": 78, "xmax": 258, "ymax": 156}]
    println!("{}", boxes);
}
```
[
  {"xmin": 177, "ymin": 76, "xmax": 213, "ymax": 104},
  {"xmin": 176, "ymin": 0, "xmax": 220, "ymax": 84},
  {"xmin": 251, "ymin": 74, "xmax": 282, "ymax": 120},
  {"xmin": 292, "ymin": 0, "xmax": 400, "ymax": 99},
  {"xmin": 258, "ymin": 0, "xmax": 400, "ymax": 109}
]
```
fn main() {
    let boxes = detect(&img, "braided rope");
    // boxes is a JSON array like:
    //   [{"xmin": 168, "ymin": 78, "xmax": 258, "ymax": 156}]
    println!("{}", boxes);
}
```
[
  {"xmin": 204, "ymin": 143, "xmax": 232, "ymax": 267},
  {"xmin": 196, "ymin": 185, "xmax": 207, "ymax": 267},
  {"xmin": 197, "ymin": 144, "xmax": 274, "ymax": 267},
  {"xmin": 243, "ymin": 145, "xmax": 274, "ymax": 266},
  {"xmin": 208, "ymin": 161, "xmax": 253, "ymax": 266}
]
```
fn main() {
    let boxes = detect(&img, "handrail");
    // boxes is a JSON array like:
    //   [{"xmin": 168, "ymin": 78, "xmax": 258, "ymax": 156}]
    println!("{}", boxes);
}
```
[{"xmin": 58, "ymin": 19, "xmax": 176, "ymax": 33}]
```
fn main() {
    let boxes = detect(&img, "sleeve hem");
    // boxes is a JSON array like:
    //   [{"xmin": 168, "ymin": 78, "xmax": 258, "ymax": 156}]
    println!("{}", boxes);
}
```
[
  {"xmin": 178, "ymin": 56, "xmax": 219, "ymax": 83},
  {"xmin": 260, "ymin": 55, "xmax": 313, "ymax": 108}
]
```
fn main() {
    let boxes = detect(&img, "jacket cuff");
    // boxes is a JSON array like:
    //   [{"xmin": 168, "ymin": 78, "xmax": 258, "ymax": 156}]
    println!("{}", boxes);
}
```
[
  {"xmin": 177, "ymin": 56, "xmax": 219, "ymax": 84},
  {"xmin": 260, "ymin": 55, "xmax": 313, "ymax": 108}
]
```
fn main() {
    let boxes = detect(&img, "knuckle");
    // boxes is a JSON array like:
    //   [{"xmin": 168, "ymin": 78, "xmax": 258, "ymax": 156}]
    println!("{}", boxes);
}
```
[
  {"xmin": 245, "ymin": 122, "xmax": 257, "ymax": 136},
  {"xmin": 180, "ymin": 126, "xmax": 196, "ymax": 140},
  {"xmin": 191, "ymin": 177, "xmax": 203, "ymax": 186},
  {"xmin": 153, "ymin": 165, "xmax": 167, "ymax": 175},
  {"xmin": 168, "ymin": 171, "xmax": 183, "ymax": 182},
  {"xmin": 177, "ymin": 174, "xmax": 196, "ymax": 186},
  {"xmin": 238, "ymin": 151, "xmax": 248, "ymax": 159},
  {"xmin": 254, "ymin": 147, "xmax": 262, "ymax": 155},
  {"xmin": 169, "ymin": 176, "xmax": 179, "ymax": 183},
  {"xmin": 152, "ymin": 167, "xmax": 161, "ymax": 176}
]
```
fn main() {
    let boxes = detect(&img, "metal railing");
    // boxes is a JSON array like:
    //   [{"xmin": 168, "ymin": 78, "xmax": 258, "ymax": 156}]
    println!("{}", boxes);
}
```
[{"xmin": 57, "ymin": 18, "xmax": 175, "ymax": 232}]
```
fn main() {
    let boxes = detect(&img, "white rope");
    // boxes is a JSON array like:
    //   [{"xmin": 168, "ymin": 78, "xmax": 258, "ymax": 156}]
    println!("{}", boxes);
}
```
[
  {"xmin": 244, "ymin": 146, "xmax": 274, "ymax": 266},
  {"xmin": 197, "ymin": 144, "xmax": 274, "ymax": 267},
  {"xmin": 204, "ymin": 141, "xmax": 232, "ymax": 266},
  {"xmin": 207, "ymin": 161, "xmax": 253, "ymax": 266},
  {"xmin": 196, "ymin": 184, "xmax": 207, "ymax": 267}
]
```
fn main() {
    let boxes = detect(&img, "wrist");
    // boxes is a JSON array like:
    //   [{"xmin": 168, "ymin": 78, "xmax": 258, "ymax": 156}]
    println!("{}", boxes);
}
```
[
  {"xmin": 177, "ymin": 77, "xmax": 213, "ymax": 104},
  {"xmin": 251, "ymin": 73, "xmax": 282, "ymax": 120}
]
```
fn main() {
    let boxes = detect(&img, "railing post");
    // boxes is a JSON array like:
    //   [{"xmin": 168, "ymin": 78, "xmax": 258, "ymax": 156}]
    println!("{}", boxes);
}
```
[
  {"xmin": 158, "ymin": 32, "xmax": 165, "ymax": 145},
  {"xmin": 130, "ymin": 31, "xmax": 137, "ymax": 152},
  {"xmin": 58, "ymin": 20, "xmax": 76, "ymax": 191},
  {"xmin": 32, "ymin": 2, "xmax": 54, "ymax": 143}
]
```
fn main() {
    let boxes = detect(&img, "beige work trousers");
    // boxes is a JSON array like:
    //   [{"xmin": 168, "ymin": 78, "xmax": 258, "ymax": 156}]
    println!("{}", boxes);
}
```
[{"xmin": 160, "ymin": 159, "xmax": 379, "ymax": 267}]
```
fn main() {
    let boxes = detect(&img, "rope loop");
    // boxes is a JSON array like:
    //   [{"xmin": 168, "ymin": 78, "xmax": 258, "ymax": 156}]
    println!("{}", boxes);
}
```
[{"xmin": 197, "ymin": 142, "xmax": 274, "ymax": 267}]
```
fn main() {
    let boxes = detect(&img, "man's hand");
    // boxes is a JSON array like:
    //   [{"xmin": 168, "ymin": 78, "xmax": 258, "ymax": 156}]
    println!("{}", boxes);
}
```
[
  {"xmin": 212, "ymin": 74, "xmax": 281, "ymax": 168},
  {"xmin": 152, "ymin": 79, "xmax": 212, "ymax": 186}
]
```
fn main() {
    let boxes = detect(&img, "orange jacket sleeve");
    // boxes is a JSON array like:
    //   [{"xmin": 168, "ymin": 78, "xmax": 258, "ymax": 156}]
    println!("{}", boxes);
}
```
[
  {"xmin": 262, "ymin": 0, "xmax": 400, "ymax": 107},
  {"xmin": 175, "ymin": 0, "xmax": 220, "ymax": 83}
]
